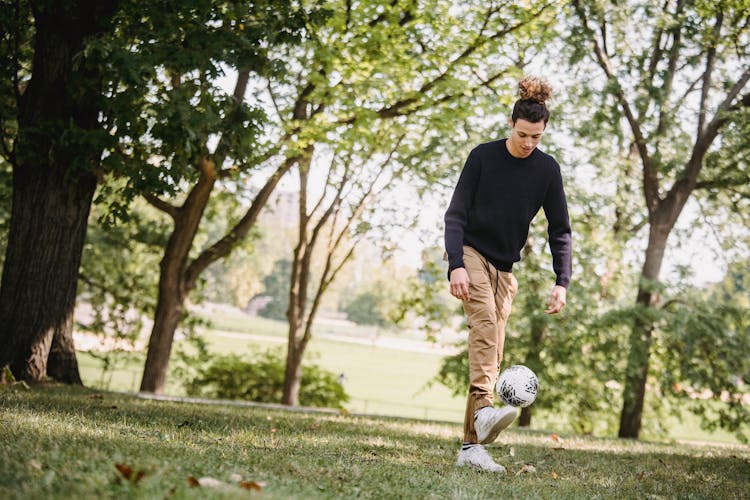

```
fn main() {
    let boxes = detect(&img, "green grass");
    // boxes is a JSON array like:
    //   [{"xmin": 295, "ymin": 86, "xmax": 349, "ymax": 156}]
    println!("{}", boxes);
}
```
[
  {"xmin": 1, "ymin": 385, "xmax": 748, "ymax": 499},
  {"xmin": 79, "ymin": 312, "xmax": 467, "ymax": 423}
]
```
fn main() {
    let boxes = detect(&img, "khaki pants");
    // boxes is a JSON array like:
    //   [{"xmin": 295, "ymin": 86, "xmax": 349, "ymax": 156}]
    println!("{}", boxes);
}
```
[{"xmin": 461, "ymin": 245, "xmax": 518, "ymax": 443}]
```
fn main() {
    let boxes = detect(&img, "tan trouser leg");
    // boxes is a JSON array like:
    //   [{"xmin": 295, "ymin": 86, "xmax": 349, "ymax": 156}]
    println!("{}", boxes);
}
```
[{"xmin": 461, "ymin": 246, "xmax": 518, "ymax": 443}]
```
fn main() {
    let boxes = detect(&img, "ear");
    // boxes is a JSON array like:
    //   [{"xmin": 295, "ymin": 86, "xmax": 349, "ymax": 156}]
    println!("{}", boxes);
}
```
[{"xmin": 508, "ymin": 117, "xmax": 514, "ymax": 128}]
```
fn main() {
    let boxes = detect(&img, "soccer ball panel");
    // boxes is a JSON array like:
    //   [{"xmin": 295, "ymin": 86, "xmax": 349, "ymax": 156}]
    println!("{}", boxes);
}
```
[{"xmin": 496, "ymin": 365, "xmax": 538, "ymax": 408}]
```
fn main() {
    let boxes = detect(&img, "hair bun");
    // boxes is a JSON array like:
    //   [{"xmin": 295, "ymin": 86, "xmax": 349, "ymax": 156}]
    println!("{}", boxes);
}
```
[{"xmin": 518, "ymin": 76, "xmax": 552, "ymax": 104}]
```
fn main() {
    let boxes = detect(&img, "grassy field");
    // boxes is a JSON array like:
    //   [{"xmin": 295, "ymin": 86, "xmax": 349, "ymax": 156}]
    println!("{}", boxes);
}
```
[
  {"xmin": 1, "ymin": 385, "xmax": 748, "ymax": 499},
  {"xmin": 76, "ymin": 307, "xmax": 745, "ymax": 444},
  {"xmin": 78, "ymin": 308, "xmax": 468, "ymax": 423}
]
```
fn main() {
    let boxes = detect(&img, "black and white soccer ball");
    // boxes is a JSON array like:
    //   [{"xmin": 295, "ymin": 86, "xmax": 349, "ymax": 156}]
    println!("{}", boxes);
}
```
[{"xmin": 496, "ymin": 365, "xmax": 538, "ymax": 408}]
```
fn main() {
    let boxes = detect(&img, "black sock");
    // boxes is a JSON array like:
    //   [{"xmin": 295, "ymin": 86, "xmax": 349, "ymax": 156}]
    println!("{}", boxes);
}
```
[{"xmin": 461, "ymin": 442, "xmax": 479, "ymax": 450}]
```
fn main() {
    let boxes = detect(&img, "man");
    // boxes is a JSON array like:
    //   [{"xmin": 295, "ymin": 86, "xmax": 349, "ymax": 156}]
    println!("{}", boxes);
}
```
[{"xmin": 444, "ymin": 77, "xmax": 572, "ymax": 473}]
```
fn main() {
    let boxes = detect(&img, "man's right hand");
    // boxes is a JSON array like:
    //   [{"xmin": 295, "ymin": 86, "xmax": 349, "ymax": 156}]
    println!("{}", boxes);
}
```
[{"xmin": 449, "ymin": 267, "xmax": 470, "ymax": 301}]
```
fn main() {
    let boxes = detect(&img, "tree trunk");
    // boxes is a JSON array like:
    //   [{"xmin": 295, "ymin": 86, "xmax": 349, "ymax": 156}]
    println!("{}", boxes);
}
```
[
  {"xmin": 282, "ymin": 339, "xmax": 303, "ymax": 406},
  {"xmin": 282, "ymin": 247, "xmax": 306, "ymax": 405},
  {"xmin": 618, "ymin": 222, "xmax": 671, "ymax": 438},
  {"xmin": 140, "ymin": 285, "xmax": 185, "ymax": 393},
  {"xmin": 46, "ymin": 322, "xmax": 83, "ymax": 384},
  {"xmin": 519, "ymin": 315, "xmax": 546, "ymax": 427},
  {"xmin": 0, "ymin": 0, "xmax": 119, "ymax": 382},
  {"xmin": 139, "ymin": 160, "xmax": 216, "ymax": 393}
]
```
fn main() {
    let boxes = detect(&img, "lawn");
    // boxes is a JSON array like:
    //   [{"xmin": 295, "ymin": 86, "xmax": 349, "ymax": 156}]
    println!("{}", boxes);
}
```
[
  {"xmin": 78, "ymin": 308, "xmax": 468, "ymax": 423},
  {"xmin": 1, "ymin": 385, "xmax": 748, "ymax": 499}
]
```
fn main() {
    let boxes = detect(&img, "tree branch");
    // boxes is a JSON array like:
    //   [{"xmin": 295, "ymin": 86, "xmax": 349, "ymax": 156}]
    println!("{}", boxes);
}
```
[
  {"xmin": 697, "ymin": 10, "xmax": 723, "ymax": 136},
  {"xmin": 183, "ymin": 154, "xmax": 300, "ymax": 290},
  {"xmin": 341, "ymin": 2, "xmax": 555, "ymax": 124},
  {"xmin": 686, "ymin": 70, "xmax": 750, "ymax": 184},
  {"xmin": 572, "ymin": 0, "xmax": 659, "ymax": 212},
  {"xmin": 212, "ymin": 68, "xmax": 250, "ymax": 169},
  {"xmin": 143, "ymin": 192, "xmax": 178, "ymax": 219},
  {"xmin": 655, "ymin": 0, "xmax": 686, "ymax": 138}
]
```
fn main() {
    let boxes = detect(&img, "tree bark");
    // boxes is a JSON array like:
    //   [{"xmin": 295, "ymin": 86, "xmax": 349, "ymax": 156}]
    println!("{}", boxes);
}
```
[
  {"xmin": 618, "ymin": 222, "xmax": 671, "ymax": 438},
  {"xmin": 282, "ymin": 343, "xmax": 303, "ymax": 406},
  {"xmin": 139, "ymin": 160, "xmax": 216, "ymax": 393},
  {"xmin": 0, "ymin": 0, "xmax": 119, "ymax": 382},
  {"xmin": 46, "ymin": 321, "xmax": 83, "ymax": 384},
  {"xmin": 519, "ymin": 315, "xmax": 546, "ymax": 427}
]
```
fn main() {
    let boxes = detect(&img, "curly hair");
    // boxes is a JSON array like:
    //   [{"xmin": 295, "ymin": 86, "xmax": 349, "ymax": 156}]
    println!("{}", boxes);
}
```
[{"xmin": 512, "ymin": 76, "xmax": 553, "ymax": 124}]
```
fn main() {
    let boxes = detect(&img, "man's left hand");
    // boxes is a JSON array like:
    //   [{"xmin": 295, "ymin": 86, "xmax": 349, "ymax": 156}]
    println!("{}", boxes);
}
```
[{"xmin": 545, "ymin": 285, "xmax": 567, "ymax": 314}]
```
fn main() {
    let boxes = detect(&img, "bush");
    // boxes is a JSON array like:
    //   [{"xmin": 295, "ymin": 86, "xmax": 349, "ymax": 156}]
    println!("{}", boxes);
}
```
[{"xmin": 178, "ymin": 346, "xmax": 349, "ymax": 409}]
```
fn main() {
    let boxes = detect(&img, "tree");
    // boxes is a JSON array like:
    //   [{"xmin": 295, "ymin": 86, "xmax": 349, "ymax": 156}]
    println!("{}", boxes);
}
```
[
  {"xmin": 569, "ymin": 0, "xmax": 750, "ymax": 438},
  {"xmin": 0, "ymin": 0, "xmax": 121, "ymax": 382},
  {"xmin": 94, "ymin": 1, "xmax": 313, "ymax": 394}
]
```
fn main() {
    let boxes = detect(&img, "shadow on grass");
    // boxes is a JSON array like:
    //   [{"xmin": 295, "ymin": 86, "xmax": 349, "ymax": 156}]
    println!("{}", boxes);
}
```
[{"xmin": 2, "ymin": 384, "xmax": 748, "ymax": 499}]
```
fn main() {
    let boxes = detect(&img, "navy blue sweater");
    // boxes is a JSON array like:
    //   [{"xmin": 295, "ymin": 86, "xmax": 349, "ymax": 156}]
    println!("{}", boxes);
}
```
[{"xmin": 444, "ymin": 139, "xmax": 572, "ymax": 288}]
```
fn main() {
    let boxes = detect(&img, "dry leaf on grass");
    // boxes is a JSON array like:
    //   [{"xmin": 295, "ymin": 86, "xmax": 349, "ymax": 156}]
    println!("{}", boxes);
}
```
[
  {"xmin": 550, "ymin": 434, "xmax": 565, "ymax": 449},
  {"xmin": 515, "ymin": 464, "xmax": 537, "ymax": 476},
  {"xmin": 115, "ymin": 463, "xmax": 145, "ymax": 484},
  {"xmin": 239, "ymin": 481, "xmax": 266, "ymax": 491}
]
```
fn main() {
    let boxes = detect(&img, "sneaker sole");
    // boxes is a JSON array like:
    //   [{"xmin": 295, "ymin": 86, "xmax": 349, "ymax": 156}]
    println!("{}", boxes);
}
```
[{"xmin": 477, "ymin": 409, "xmax": 517, "ymax": 444}]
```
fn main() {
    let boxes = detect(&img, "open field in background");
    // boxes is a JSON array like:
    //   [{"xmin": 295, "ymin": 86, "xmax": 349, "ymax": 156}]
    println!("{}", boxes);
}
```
[
  {"xmin": 76, "ymin": 304, "xmax": 744, "ymax": 445},
  {"xmin": 1, "ymin": 386, "xmax": 748, "ymax": 499}
]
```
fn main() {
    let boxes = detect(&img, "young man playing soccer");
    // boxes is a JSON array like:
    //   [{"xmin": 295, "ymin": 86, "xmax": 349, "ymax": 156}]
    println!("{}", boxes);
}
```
[{"xmin": 444, "ymin": 77, "xmax": 572, "ymax": 473}]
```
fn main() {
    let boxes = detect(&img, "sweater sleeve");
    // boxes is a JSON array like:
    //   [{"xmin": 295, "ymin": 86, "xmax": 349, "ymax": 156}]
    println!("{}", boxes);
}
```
[
  {"xmin": 444, "ymin": 149, "xmax": 480, "ymax": 277},
  {"xmin": 543, "ymin": 162, "xmax": 572, "ymax": 288}
]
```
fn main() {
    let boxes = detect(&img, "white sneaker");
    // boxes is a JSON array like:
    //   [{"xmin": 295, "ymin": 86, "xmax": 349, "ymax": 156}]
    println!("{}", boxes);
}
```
[
  {"xmin": 474, "ymin": 406, "xmax": 517, "ymax": 444},
  {"xmin": 456, "ymin": 445, "xmax": 507, "ymax": 473}
]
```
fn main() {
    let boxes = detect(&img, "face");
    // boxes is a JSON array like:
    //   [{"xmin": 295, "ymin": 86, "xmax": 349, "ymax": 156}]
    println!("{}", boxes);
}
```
[{"xmin": 506, "ymin": 118, "xmax": 545, "ymax": 158}]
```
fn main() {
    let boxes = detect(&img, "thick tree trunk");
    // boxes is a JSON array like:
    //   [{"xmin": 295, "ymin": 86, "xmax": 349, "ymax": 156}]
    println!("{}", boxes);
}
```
[
  {"xmin": 0, "ymin": 1, "xmax": 118, "ymax": 382},
  {"xmin": 0, "ymin": 151, "xmax": 98, "ymax": 383},
  {"xmin": 618, "ymin": 223, "xmax": 670, "ymax": 438},
  {"xmin": 46, "ymin": 322, "xmax": 83, "ymax": 384}
]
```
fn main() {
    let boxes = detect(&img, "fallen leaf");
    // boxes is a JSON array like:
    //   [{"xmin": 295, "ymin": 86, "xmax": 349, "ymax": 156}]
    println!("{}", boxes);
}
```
[
  {"xmin": 89, "ymin": 393, "xmax": 104, "ymax": 400},
  {"xmin": 550, "ymin": 434, "xmax": 565, "ymax": 449},
  {"xmin": 28, "ymin": 459, "xmax": 42, "ymax": 471},
  {"xmin": 552, "ymin": 471, "xmax": 559, "ymax": 479},
  {"xmin": 636, "ymin": 471, "xmax": 646, "ymax": 481},
  {"xmin": 515, "ymin": 464, "xmax": 537, "ymax": 476},
  {"xmin": 187, "ymin": 476, "xmax": 201, "ymax": 488},
  {"xmin": 115, "ymin": 463, "xmax": 145, "ymax": 484},
  {"xmin": 239, "ymin": 481, "xmax": 266, "ymax": 491},
  {"xmin": 509, "ymin": 447, "xmax": 515, "ymax": 457}
]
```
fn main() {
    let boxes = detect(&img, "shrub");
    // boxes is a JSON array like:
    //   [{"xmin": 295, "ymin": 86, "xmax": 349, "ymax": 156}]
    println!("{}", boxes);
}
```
[{"xmin": 178, "ymin": 347, "xmax": 349, "ymax": 409}]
